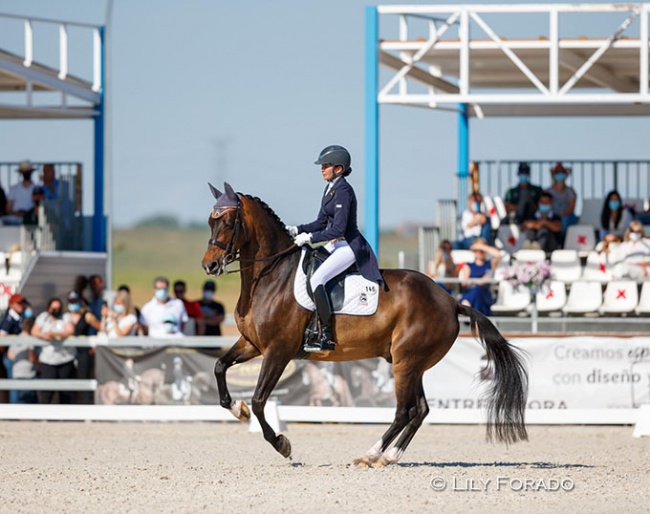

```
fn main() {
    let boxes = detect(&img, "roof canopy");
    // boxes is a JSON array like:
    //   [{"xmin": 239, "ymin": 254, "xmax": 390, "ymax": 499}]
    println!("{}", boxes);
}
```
[
  {"xmin": 378, "ymin": 3, "xmax": 650, "ymax": 117},
  {"xmin": 0, "ymin": 13, "xmax": 100, "ymax": 119}
]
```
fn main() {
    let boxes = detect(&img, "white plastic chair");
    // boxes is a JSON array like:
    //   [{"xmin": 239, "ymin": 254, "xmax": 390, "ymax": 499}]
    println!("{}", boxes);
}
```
[
  {"xmin": 493, "ymin": 252, "xmax": 511, "ymax": 281},
  {"xmin": 513, "ymin": 249, "xmax": 546, "ymax": 263},
  {"xmin": 493, "ymin": 196, "xmax": 507, "ymax": 220},
  {"xmin": 578, "ymin": 199, "xmax": 602, "ymax": 228},
  {"xmin": 495, "ymin": 224, "xmax": 522, "ymax": 254},
  {"xmin": 564, "ymin": 281, "xmax": 603, "ymax": 315},
  {"xmin": 491, "ymin": 281, "xmax": 531, "ymax": 315},
  {"xmin": 451, "ymin": 249, "xmax": 475, "ymax": 265},
  {"xmin": 581, "ymin": 251, "xmax": 613, "ymax": 282},
  {"xmin": 483, "ymin": 196, "xmax": 502, "ymax": 230},
  {"xmin": 534, "ymin": 280, "xmax": 567, "ymax": 313},
  {"xmin": 564, "ymin": 224, "xmax": 596, "ymax": 254},
  {"xmin": 550, "ymin": 250, "xmax": 582, "ymax": 282},
  {"xmin": 600, "ymin": 280, "xmax": 639, "ymax": 315},
  {"xmin": 635, "ymin": 281, "xmax": 650, "ymax": 315}
]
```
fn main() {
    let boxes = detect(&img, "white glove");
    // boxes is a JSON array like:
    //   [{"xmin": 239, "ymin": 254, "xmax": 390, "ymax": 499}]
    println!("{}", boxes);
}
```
[
  {"xmin": 294, "ymin": 232, "xmax": 312, "ymax": 246},
  {"xmin": 286, "ymin": 225, "xmax": 298, "ymax": 237}
]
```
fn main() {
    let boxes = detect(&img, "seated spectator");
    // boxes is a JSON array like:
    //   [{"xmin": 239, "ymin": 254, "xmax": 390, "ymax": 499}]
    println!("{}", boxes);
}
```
[
  {"xmin": 4, "ymin": 160, "xmax": 37, "ymax": 225},
  {"xmin": 454, "ymin": 193, "xmax": 491, "ymax": 249},
  {"xmin": 611, "ymin": 221, "xmax": 650, "ymax": 279},
  {"xmin": 41, "ymin": 163, "xmax": 59, "ymax": 201},
  {"xmin": 426, "ymin": 239, "xmax": 457, "ymax": 294},
  {"xmin": 140, "ymin": 276, "xmax": 188, "ymax": 338},
  {"xmin": 522, "ymin": 192, "xmax": 562, "ymax": 254},
  {"xmin": 545, "ymin": 162, "xmax": 578, "ymax": 242},
  {"xmin": 198, "ymin": 280, "xmax": 226, "ymax": 336},
  {"xmin": 174, "ymin": 280, "xmax": 204, "ymax": 335},
  {"xmin": 599, "ymin": 190, "xmax": 635, "ymax": 246},
  {"xmin": 101, "ymin": 289, "xmax": 138, "ymax": 337},
  {"xmin": 32, "ymin": 297, "xmax": 76, "ymax": 404},
  {"xmin": 504, "ymin": 162, "xmax": 544, "ymax": 225},
  {"xmin": 458, "ymin": 238, "xmax": 501, "ymax": 316}
]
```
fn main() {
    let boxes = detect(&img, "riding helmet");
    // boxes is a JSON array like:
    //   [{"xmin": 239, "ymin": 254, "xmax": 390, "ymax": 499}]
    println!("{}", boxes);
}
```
[{"xmin": 314, "ymin": 145, "xmax": 351, "ymax": 172}]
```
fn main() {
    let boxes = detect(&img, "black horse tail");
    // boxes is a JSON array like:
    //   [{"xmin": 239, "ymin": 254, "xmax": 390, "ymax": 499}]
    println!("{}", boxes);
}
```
[{"xmin": 458, "ymin": 303, "xmax": 529, "ymax": 444}]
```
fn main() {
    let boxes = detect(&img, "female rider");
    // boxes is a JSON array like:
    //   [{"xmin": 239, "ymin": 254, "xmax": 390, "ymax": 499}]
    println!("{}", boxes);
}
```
[{"xmin": 287, "ymin": 145, "xmax": 383, "ymax": 352}]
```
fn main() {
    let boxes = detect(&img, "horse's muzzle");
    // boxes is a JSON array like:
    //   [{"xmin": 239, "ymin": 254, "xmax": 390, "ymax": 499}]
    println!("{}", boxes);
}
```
[{"xmin": 202, "ymin": 259, "xmax": 223, "ymax": 276}]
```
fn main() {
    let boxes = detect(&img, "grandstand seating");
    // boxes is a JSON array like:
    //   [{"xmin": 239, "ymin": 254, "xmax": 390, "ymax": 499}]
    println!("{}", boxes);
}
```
[
  {"xmin": 535, "ymin": 280, "xmax": 567, "ymax": 313},
  {"xmin": 582, "ymin": 250, "xmax": 613, "ymax": 282},
  {"xmin": 550, "ymin": 250, "xmax": 582, "ymax": 282},
  {"xmin": 451, "ymin": 249, "xmax": 475, "ymax": 265},
  {"xmin": 564, "ymin": 224, "xmax": 597, "ymax": 254},
  {"xmin": 513, "ymin": 249, "xmax": 546, "ymax": 263},
  {"xmin": 564, "ymin": 281, "xmax": 603, "ymax": 315},
  {"xmin": 600, "ymin": 280, "xmax": 639, "ymax": 316},
  {"xmin": 491, "ymin": 281, "xmax": 531, "ymax": 315},
  {"xmin": 635, "ymin": 282, "xmax": 650, "ymax": 315},
  {"xmin": 482, "ymin": 196, "xmax": 502, "ymax": 230},
  {"xmin": 495, "ymin": 224, "xmax": 522, "ymax": 254},
  {"xmin": 492, "ymin": 196, "xmax": 507, "ymax": 221}
]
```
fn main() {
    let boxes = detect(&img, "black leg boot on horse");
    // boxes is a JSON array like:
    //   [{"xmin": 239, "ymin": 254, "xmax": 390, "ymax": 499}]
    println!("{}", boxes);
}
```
[{"xmin": 304, "ymin": 285, "xmax": 336, "ymax": 352}]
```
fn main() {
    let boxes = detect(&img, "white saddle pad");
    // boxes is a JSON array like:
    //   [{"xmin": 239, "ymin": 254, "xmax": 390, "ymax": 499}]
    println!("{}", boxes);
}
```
[{"xmin": 293, "ymin": 248, "xmax": 380, "ymax": 316}]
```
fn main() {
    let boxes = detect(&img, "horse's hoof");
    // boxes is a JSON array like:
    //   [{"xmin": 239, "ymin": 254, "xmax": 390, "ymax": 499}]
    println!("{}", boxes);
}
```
[
  {"xmin": 371, "ymin": 454, "xmax": 397, "ymax": 468},
  {"xmin": 238, "ymin": 401, "xmax": 251, "ymax": 422},
  {"xmin": 276, "ymin": 434, "xmax": 292, "ymax": 459},
  {"xmin": 352, "ymin": 457, "xmax": 372, "ymax": 468}
]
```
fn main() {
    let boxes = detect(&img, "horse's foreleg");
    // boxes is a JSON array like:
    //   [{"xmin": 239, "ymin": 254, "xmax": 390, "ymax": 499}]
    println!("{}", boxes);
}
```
[
  {"xmin": 251, "ymin": 352, "xmax": 293, "ymax": 459},
  {"xmin": 373, "ymin": 379, "xmax": 428, "ymax": 468},
  {"xmin": 214, "ymin": 337, "xmax": 260, "ymax": 422},
  {"xmin": 352, "ymin": 367, "xmax": 420, "ymax": 468}
]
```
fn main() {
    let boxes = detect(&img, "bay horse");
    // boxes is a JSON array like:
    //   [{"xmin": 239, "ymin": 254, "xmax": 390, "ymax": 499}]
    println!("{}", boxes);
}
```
[{"xmin": 201, "ymin": 183, "xmax": 528, "ymax": 467}]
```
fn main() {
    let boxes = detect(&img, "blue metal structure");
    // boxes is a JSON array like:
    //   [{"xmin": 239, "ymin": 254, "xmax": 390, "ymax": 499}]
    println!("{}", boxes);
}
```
[
  {"xmin": 93, "ymin": 26, "xmax": 106, "ymax": 253},
  {"xmin": 364, "ymin": 7, "xmax": 379, "ymax": 254}
]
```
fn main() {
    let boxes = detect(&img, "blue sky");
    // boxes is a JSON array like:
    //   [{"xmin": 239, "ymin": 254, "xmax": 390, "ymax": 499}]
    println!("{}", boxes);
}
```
[{"xmin": 0, "ymin": 0, "xmax": 648, "ymax": 228}]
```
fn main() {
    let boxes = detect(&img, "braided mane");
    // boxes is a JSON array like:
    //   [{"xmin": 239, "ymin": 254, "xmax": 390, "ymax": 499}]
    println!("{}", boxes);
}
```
[{"xmin": 241, "ymin": 193, "xmax": 291, "ymax": 236}]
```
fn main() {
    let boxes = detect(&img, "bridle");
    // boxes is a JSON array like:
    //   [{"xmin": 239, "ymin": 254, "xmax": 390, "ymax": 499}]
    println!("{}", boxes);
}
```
[{"xmin": 207, "ymin": 201, "xmax": 298, "ymax": 275}]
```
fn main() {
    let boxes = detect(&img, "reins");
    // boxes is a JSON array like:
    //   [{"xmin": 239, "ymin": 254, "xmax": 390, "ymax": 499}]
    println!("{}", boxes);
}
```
[{"xmin": 224, "ymin": 244, "xmax": 300, "ymax": 275}]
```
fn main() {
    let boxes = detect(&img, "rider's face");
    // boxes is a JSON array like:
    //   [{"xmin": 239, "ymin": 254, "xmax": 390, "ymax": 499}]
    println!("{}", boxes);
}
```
[{"xmin": 321, "ymin": 163, "xmax": 335, "ymax": 181}]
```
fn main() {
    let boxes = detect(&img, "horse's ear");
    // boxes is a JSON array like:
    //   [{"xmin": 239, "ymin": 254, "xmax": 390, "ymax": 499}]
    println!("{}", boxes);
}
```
[
  {"xmin": 224, "ymin": 182, "xmax": 237, "ymax": 200},
  {"xmin": 208, "ymin": 182, "xmax": 223, "ymax": 200}
]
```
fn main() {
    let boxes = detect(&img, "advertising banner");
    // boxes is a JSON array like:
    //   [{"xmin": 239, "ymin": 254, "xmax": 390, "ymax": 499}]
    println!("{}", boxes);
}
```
[{"xmin": 94, "ymin": 337, "xmax": 650, "ymax": 409}]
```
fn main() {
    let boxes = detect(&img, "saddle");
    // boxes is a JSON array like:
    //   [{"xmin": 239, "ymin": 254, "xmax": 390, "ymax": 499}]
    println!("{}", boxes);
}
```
[{"xmin": 301, "ymin": 246, "xmax": 358, "ymax": 311}]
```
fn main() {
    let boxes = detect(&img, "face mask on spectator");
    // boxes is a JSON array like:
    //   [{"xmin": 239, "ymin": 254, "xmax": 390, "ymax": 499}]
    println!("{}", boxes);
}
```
[
  {"xmin": 23, "ymin": 308, "xmax": 33, "ymax": 319},
  {"xmin": 69, "ymin": 303, "xmax": 81, "ymax": 313},
  {"xmin": 539, "ymin": 204, "xmax": 552, "ymax": 214},
  {"xmin": 472, "ymin": 202, "xmax": 481, "ymax": 212},
  {"xmin": 518, "ymin": 174, "xmax": 529, "ymax": 184},
  {"xmin": 155, "ymin": 288, "xmax": 168, "ymax": 301},
  {"xmin": 609, "ymin": 200, "xmax": 621, "ymax": 210},
  {"xmin": 203, "ymin": 291, "xmax": 214, "ymax": 301},
  {"xmin": 50, "ymin": 309, "xmax": 62, "ymax": 318},
  {"xmin": 630, "ymin": 232, "xmax": 642, "ymax": 241},
  {"xmin": 113, "ymin": 304, "xmax": 125, "ymax": 314},
  {"xmin": 554, "ymin": 172, "xmax": 567, "ymax": 182}
]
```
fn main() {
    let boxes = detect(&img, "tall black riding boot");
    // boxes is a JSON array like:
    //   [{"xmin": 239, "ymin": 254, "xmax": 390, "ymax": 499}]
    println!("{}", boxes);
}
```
[{"xmin": 304, "ymin": 285, "xmax": 336, "ymax": 352}]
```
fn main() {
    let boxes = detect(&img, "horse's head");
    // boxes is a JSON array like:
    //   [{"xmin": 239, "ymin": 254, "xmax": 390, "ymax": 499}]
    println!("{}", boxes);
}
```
[{"xmin": 202, "ymin": 182, "xmax": 243, "ymax": 276}]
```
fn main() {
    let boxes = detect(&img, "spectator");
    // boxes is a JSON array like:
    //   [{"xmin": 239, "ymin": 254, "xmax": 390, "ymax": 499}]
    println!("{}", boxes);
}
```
[
  {"xmin": 455, "ymin": 192, "xmax": 491, "ymax": 249},
  {"xmin": 72, "ymin": 275, "xmax": 91, "ymax": 307},
  {"xmin": 6, "ymin": 313, "xmax": 37, "ymax": 404},
  {"xmin": 545, "ymin": 162, "xmax": 578, "ymax": 241},
  {"xmin": 117, "ymin": 284, "xmax": 142, "ymax": 335},
  {"xmin": 174, "ymin": 280, "xmax": 204, "ymax": 335},
  {"xmin": 5, "ymin": 160, "xmax": 37, "ymax": 225},
  {"xmin": 0, "ymin": 175, "xmax": 7, "ymax": 216},
  {"xmin": 1, "ymin": 293, "xmax": 29, "ymax": 390},
  {"xmin": 504, "ymin": 162, "xmax": 543, "ymax": 224},
  {"xmin": 22, "ymin": 186, "xmax": 45, "ymax": 226},
  {"xmin": 88, "ymin": 274, "xmax": 116, "ymax": 334},
  {"xmin": 426, "ymin": 239, "xmax": 457, "ymax": 294},
  {"xmin": 458, "ymin": 238, "xmax": 501, "ymax": 316},
  {"xmin": 140, "ymin": 276, "xmax": 188, "ymax": 338},
  {"xmin": 198, "ymin": 280, "xmax": 225, "ymax": 336},
  {"xmin": 32, "ymin": 297, "xmax": 76, "ymax": 404},
  {"xmin": 101, "ymin": 289, "xmax": 138, "ymax": 337},
  {"xmin": 611, "ymin": 221, "xmax": 650, "ymax": 279},
  {"xmin": 522, "ymin": 192, "xmax": 562, "ymax": 254},
  {"xmin": 599, "ymin": 190, "xmax": 635, "ymax": 245},
  {"xmin": 65, "ymin": 291, "xmax": 101, "ymax": 404},
  {"xmin": 41, "ymin": 163, "xmax": 59, "ymax": 201}
]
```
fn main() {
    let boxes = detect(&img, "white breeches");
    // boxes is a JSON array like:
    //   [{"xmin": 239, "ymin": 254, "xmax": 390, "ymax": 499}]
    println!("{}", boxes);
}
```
[{"xmin": 310, "ymin": 240, "xmax": 356, "ymax": 290}]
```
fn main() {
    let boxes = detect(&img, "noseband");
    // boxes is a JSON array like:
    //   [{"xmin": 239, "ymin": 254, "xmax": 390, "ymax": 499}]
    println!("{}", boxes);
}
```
[{"xmin": 208, "ymin": 204, "xmax": 242, "ymax": 267}]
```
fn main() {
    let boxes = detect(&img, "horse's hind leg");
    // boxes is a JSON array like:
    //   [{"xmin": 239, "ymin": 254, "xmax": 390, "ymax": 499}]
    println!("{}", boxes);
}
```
[
  {"xmin": 352, "ymin": 366, "xmax": 422, "ymax": 468},
  {"xmin": 214, "ymin": 337, "xmax": 260, "ymax": 422},
  {"xmin": 251, "ymin": 351, "xmax": 293, "ymax": 459},
  {"xmin": 373, "ymin": 378, "xmax": 428, "ymax": 468}
]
